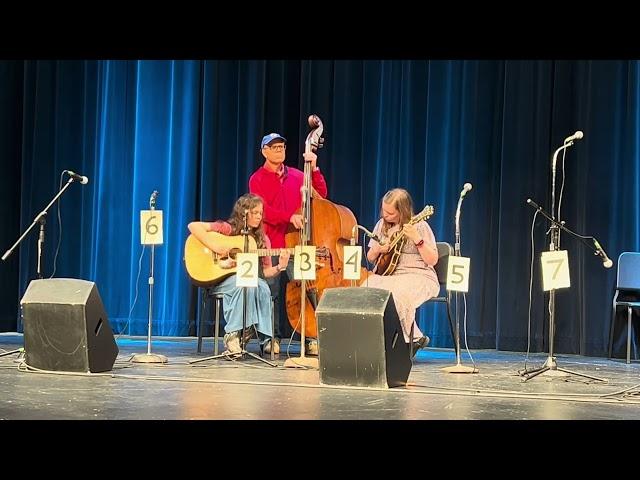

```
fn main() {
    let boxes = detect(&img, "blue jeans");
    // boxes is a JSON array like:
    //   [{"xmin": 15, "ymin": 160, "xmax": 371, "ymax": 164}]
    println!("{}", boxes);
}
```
[{"xmin": 213, "ymin": 275, "xmax": 273, "ymax": 342}]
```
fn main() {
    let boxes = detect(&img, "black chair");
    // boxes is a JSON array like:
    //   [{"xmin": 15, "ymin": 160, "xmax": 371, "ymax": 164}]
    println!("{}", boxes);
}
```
[
  {"xmin": 197, "ymin": 289, "xmax": 225, "ymax": 354},
  {"xmin": 608, "ymin": 252, "xmax": 640, "ymax": 363},
  {"xmin": 420, "ymin": 241, "xmax": 456, "ymax": 349}
]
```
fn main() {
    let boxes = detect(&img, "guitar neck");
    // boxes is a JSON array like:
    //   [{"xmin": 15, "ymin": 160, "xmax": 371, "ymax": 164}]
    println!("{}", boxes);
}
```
[{"xmin": 253, "ymin": 248, "xmax": 295, "ymax": 257}]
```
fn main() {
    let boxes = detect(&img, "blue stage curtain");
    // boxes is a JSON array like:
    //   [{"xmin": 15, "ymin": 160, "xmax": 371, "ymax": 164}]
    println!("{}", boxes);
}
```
[{"xmin": 1, "ymin": 60, "xmax": 638, "ymax": 357}]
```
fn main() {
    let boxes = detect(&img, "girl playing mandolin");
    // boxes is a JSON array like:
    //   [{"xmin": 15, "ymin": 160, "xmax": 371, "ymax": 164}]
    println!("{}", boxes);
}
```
[
  {"xmin": 364, "ymin": 188, "xmax": 439, "ymax": 356},
  {"xmin": 188, "ymin": 193, "xmax": 290, "ymax": 355}
]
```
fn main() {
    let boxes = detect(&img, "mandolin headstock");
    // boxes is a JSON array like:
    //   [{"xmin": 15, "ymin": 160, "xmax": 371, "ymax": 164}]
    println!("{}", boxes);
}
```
[{"xmin": 412, "ymin": 205, "xmax": 435, "ymax": 224}]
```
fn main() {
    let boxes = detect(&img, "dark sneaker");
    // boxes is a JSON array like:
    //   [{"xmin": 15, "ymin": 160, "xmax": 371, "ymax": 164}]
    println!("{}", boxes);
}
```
[
  {"xmin": 305, "ymin": 339, "xmax": 318, "ymax": 356},
  {"xmin": 411, "ymin": 336, "xmax": 430, "ymax": 358}
]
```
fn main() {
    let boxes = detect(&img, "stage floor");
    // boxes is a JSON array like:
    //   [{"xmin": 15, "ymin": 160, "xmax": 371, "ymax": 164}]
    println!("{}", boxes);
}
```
[{"xmin": 1, "ymin": 332, "xmax": 639, "ymax": 420}]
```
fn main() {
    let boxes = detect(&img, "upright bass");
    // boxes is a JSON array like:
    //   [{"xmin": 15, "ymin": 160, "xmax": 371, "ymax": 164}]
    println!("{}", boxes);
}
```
[{"xmin": 285, "ymin": 115, "xmax": 367, "ymax": 338}]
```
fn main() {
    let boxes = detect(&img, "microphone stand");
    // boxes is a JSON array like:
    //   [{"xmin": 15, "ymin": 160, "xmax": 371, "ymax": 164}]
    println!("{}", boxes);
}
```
[
  {"xmin": 442, "ymin": 192, "xmax": 478, "ymax": 374},
  {"xmin": 191, "ymin": 210, "xmax": 276, "ymax": 367},
  {"xmin": 520, "ymin": 194, "xmax": 606, "ymax": 382},
  {"xmin": 2, "ymin": 177, "xmax": 77, "ymax": 275},
  {"xmin": 132, "ymin": 193, "xmax": 167, "ymax": 364}
]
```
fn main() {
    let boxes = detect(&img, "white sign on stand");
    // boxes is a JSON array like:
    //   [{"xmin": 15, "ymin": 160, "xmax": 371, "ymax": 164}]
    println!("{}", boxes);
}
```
[
  {"xmin": 293, "ymin": 245, "xmax": 316, "ymax": 280},
  {"xmin": 343, "ymin": 245, "xmax": 362, "ymax": 280},
  {"xmin": 140, "ymin": 210, "xmax": 163, "ymax": 245},
  {"xmin": 446, "ymin": 256, "xmax": 471, "ymax": 292},
  {"xmin": 541, "ymin": 250, "xmax": 571, "ymax": 291},
  {"xmin": 235, "ymin": 253, "xmax": 259, "ymax": 287}
]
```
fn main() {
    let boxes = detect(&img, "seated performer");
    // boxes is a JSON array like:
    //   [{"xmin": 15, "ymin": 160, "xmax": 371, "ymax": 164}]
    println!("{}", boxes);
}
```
[
  {"xmin": 188, "ymin": 193, "xmax": 290, "ymax": 355},
  {"xmin": 363, "ymin": 188, "xmax": 439, "ymax": 356}
]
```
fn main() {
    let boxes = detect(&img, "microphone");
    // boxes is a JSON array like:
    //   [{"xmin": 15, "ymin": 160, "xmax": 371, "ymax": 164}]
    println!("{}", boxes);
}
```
[
  {"xmin": 593, "ymin": 239, "xmax": 613, "ymax": 269},
  {"xmin": 526, "ymin": 198, "xmax": 543, "ymax": 211},
  {"xmin": 354, "ymin": 225, "xmax": 385, "ymax": 246},
  {"xmin": 149, "ymin": 190, "xmax": 159, "ymax": 208},
  {"xmin": 460, "ymin": 182, "xmax": 473, "ymax": 198},
  {"xmin": 564, "ymin": 131, "xmax": 584, "ymax": 144},
  {"xmin": 65, "ymin": 170, "xmax": 89, "ymax": 185},
  {"xmin": 370, "ymin": 233, "xmax": 384, "ymax": 245}
]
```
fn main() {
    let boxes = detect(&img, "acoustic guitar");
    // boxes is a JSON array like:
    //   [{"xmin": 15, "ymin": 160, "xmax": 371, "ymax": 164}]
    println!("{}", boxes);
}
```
[
  {"xmin": 184, "ymin": 232, "xmax": 294, "ymax": 287},
  {"xmin": 373, "ymin": 205, "xmax": 435, "ymax": 276},
  {"xmin": 184, "ymin": 232, "xmax": 329, "ymax": 287}
]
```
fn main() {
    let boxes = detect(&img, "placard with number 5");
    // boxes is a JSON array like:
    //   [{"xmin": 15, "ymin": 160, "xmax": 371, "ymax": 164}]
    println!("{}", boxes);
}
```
[{"xmin": 446, "ymin": 256, "xmax": 471, "ymax": 292}]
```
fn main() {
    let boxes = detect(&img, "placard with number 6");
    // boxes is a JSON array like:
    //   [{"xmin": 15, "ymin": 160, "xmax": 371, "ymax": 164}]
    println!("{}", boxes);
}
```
[
  {"xmin": 293, "ymin": 245, "xmax": 316, "ymax": 280},
  {"xmin": 235, "ymin": 253, "xmax": 259, "ymax": 287},
  {"xmin": 446, "ymin": 256, "xmax": 471, "ymax": 292},
  {"xmin": 541, "ymin": 250, "xmax": 570, "ymax": 291},
  {"xmin": 140, "ymin": 210, "xmax": 163, "ymax": 245}
]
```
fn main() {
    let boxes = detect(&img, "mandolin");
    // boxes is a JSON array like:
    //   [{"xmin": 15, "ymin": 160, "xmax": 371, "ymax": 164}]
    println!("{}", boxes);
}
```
[{"xmin": 373, "ymin": 205, "xmax": 435, "ymax": 276}]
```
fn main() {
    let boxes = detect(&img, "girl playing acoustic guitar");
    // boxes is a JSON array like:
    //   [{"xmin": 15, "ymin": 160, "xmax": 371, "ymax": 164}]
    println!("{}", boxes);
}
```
[
  {"xmin": 188, "ymin": 193, "xmax": 290, "ymax": 355},
  {"xmin": 364, "ymin": 188, "xmax": 439, "ymax": 357}
]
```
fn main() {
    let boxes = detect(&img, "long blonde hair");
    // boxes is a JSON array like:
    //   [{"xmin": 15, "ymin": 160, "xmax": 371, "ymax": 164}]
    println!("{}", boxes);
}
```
[
  {"xmin": 380, "ymin": 188, "xmax": 415, "ymax": 236},
  {"xmin": 227, "ymin": 193, "xmax": 267, "ymax": 249}
]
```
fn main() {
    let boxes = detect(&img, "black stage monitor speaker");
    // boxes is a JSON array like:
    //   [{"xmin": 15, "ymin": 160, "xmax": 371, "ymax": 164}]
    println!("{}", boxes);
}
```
[
  {"xmin": 316, "ymin": 287, "xmax": 411, "ymax": 388},
  {"xmin": 21, "ymin": 278, "xmax": 119, "ymax": 373}
]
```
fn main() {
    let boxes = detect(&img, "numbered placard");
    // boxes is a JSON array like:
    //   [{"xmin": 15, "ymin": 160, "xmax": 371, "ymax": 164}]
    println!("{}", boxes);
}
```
[
  {"xmin": 446, "ymin": 256, "xmax": 471, "ymax": 292},
  {"xmin": 293, "ymin": 245, "xmax": 316, "ymax": 280},
  {"xmin": 541, "ymin": 250, "xmax": 570, "ymax": 291},
  {"xmin": 140, "ymin": 210, "xmax": 163, "ymax": 245},
  {"xmin": 343, "ymin": 246, "xmax": 363, "ymax": 280},
  {"xmin": 235, "ymin": 253, "xmax": 259, "ymax": 287}
]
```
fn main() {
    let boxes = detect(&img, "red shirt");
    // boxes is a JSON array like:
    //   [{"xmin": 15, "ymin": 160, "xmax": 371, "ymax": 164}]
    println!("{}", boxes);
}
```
[{"xmin": 249, "ymin": 165, "xmax": 328, "ymax": 248}]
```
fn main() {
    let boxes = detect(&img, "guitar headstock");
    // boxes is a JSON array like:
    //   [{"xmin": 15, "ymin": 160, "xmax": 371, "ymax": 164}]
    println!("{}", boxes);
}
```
[{"xmin": 412, "ymin": 205, "xmax": 435, "ymax": 224}]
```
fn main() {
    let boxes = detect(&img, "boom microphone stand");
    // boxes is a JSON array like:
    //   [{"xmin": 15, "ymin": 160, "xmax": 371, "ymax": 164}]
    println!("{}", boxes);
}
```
[
  {"xmin": 2, "ymin": 171, "xmax": 88, "ymax": 274},
  {"xmin": 521, "ymin": 198, "xmax": 608, "ymax": 382},
  {"xmin": 520, "ymin": 131, "xmax": 606, "ymax": 382}
]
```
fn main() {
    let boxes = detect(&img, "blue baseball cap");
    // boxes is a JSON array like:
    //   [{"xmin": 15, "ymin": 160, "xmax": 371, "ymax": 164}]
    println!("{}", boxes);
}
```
[{"xmin": 260, "ymin": 133, "xmax": 287, "ymax": 149}]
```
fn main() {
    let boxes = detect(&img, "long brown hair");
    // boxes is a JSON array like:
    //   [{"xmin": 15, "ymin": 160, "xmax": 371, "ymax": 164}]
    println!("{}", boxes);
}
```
[
  {"xmin": 380, "ymin": 188, "xmax": 415, "ymax": 236},
  {"xmin": 227, "ymin": 193, "xmax": 267, "ymax": 249}
]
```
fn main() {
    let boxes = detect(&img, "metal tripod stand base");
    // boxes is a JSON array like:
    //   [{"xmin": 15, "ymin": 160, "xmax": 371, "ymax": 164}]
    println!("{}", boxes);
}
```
[
  {"xmin": 189, "ymin": 349, "xmax": 277, "ymax": 367},
  {"xmin": 520, "ymin": 356, "xmax": 606, "ymax": 383},
  {"xmin": 284, "ymin": 356, "xmax": 318, "ymax": 369},
  {"xmin": 0, "ymin": 348, "xmax": 24, "ymax": 358},
  {"xmin": 441, "ymin": 363, "xmax": 478, "ymax": 374},
  {"xmin": 131, "ymin": 353, "xmax": 168, "ymax": 364}
]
